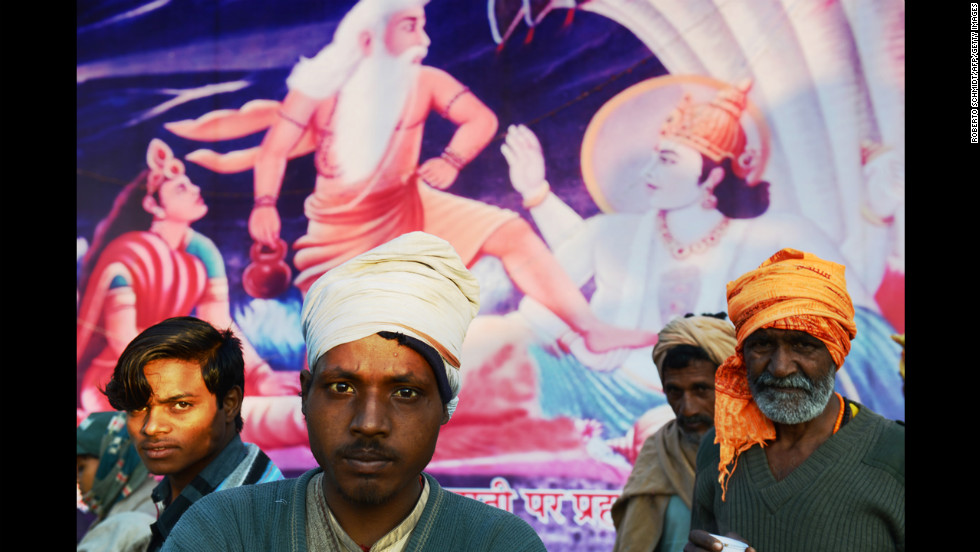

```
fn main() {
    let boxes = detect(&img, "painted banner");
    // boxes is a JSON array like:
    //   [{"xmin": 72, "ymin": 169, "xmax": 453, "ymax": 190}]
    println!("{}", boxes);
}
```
[{"xmin": 77, "ymin": 0, "xmax": 905, "ymax": 549}]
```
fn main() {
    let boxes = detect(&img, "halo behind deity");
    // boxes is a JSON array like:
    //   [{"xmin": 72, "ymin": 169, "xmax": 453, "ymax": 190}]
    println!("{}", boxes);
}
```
[{"xmin": 580, "ymin": 74, "xmax": 771, "ymax": 214}]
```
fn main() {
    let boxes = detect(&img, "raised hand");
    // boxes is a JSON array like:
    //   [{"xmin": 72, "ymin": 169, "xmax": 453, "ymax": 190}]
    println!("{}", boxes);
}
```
[{"xmin": 501, "ymin": 124, "xmax": 548, "ymax": 199}]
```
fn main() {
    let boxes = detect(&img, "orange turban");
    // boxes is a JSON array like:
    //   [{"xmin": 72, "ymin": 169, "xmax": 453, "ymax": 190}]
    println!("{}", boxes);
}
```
[{"xmin": 713, "ymin": 248, "xmax": 856, "ymax": 500}]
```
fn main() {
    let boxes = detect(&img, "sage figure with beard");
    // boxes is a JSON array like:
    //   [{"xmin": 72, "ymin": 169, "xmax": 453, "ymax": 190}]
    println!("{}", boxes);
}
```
[
  {"xmin": 686, "ymin": 248, "xmax": 905, "ymax": 552},
  {"xmin": 611, "ymin": 313, "xmax": 735, "ymax": 552},
  {"xmin": 246, "ymin": 0, "xmax": 658, "ymax": 355}
]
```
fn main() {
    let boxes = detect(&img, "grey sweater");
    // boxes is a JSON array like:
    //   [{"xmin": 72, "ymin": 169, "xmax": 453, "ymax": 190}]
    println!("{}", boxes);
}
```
[
  {"xmin": 161, "ymin": 469, "xmax": 547, "ymax": 551},
  {"xmin": 690, "ymin": 404, "xmax": 905, "ymax": 551}
]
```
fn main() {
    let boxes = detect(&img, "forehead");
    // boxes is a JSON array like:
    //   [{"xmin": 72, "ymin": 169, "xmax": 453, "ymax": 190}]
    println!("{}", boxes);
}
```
[
  {"xmin": 662, "ymin": 357, "xmax": 716, "ymax": 386},
  {"xmin": 655, "ymin": 138, "xmax": 699, "ymax": 158},
  {"xmin": 159, "ymin": 175, "xmax": 192, "ymax": 194},
  {"xmin": 387, "ymin": 6, "xmax": 425, "ymax": 28},
  {"xmin": 142, "ymin": 358, "xmax": 211, "ymax": 397},
  {"xmin": 315, "ymin": 334, "xmax": 435, "ymax": 382},
  {"xmin": 746, "ymin": 327, "xmax": 823, "ymax": 344}
]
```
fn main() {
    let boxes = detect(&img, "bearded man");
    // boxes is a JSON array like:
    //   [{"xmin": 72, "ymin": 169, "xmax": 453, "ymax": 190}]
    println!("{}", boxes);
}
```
[
  {"xmin": 170, "ymin": 0, "xmax": 656, "ymax": 355},
  {"xmin": 684, "ymin": 248, "xmax": 905, "ymax": 552}
]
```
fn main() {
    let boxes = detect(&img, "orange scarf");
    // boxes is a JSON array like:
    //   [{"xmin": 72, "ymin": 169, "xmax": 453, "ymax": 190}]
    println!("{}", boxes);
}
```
[{"xmin": 714, "ymin": 248, "xmax": 856, "ymax": 500}]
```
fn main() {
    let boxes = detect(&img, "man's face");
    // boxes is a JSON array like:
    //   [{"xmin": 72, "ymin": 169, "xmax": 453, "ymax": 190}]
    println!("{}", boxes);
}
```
[
  {"xmin": 127, "ymin": 359, "xmax": 235, "ymax": 492},
  {"xmin": 744, "ymin": 328, "xmax": 837, "ymax": 425},
  {"xmin": 640, "ymin": 138, "xmax": 705, "ymax": 210},
  {"xmin": 76, "ymin": 455, "xmax": 100, "ymax": 496},
  {"xmin": 301, "ymin": 334, "xmax": 444, "ymax": 510},
  {"xmin": 383, "ymin": 6, "xmax": 430, "ymax": 61},
  {"xmin": 662, "ymin": 358, "xmax": 716, "ymax": 444}
]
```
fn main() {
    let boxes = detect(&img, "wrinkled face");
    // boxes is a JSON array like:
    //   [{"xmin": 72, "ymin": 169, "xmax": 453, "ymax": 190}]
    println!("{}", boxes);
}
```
[
  {"xmin": 127, "ymin": 359, "xmax": 234, "ymax": 494},
  {"xmin": 76, "ymin": 455, "xmax": 100, "ymax": 496},
  {"xmin": 744, "ymin": 328, "xmax": 837, "ymax": 425},
  {"xmin": 157, "ymin": 176, "xmax": 208, "ymax": 223},
  {"xmin": 301, "ymin": 334, "xmax": 443, "ymax": 509},
  {"xmin": 383, "ymin": 6, "xmax": 430, "ymax": 62},
  {"xmin": 662, "ymin": 358, "xmax": 717, "ymax": 444},
  {"xmin": 640, "ymin": 139, "xmax": 705, "ymax": 210}
]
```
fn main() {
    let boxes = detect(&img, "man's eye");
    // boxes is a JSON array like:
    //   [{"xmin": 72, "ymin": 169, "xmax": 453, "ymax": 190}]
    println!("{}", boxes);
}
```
[
  {"xmin": 746, "ymin": 340, "xmax": 772, "ymax": 352},
  {"xmin": 394, "ymin": 388, "xmax": 419, "ymax": 399},
  {"xmin": 174, "ymin": 402, "xmax": 192, "ymax": 410},
  {"xmin": 328, "ymin": 382, "xmax": 354, "ymax": 394}
]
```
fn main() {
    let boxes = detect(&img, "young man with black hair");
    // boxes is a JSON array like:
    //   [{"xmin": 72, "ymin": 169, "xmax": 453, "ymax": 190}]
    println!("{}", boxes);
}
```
[{"xmin": 103, "ymin": 316, "xmax": 283, "ymax": 552}]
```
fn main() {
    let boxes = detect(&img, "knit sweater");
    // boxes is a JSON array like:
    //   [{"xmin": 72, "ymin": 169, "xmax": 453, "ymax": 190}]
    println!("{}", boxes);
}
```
[
  {"xmin": 160, "ymin": 469, "xmax": 547, "ymax": 551},
  {"xmin": 690, "ymin": 404, "xmax": 904, "ymax": 551}
]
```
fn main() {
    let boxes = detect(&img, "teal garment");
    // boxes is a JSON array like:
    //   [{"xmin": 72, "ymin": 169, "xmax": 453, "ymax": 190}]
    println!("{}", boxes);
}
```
[
  {"xmin": 654, "ymin": 495, "xmax": 690, "ymax": 552},
  {"xmin": 691, "ymin": 403, "xmax": 905, "ymax": 551},
  {"xmin": 161, "ymin": 469, "xmax": 547, "ymax": 552},
  {"xmin": 529, "ymin": 344, "xmax": 667, "ymax": 437}
]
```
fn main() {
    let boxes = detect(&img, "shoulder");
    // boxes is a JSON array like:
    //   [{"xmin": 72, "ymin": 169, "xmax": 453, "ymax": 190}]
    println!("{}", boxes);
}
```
[
  {"xmin": 420, "ymin": 475, "xmax": 547, "ymax": 551},
  {"xmin": 694, "ymin": 427, "xmax": 721, "ymax": 471},
  {"xmin": 163, "ymin": 474, "xmax": 310, "ymax": 551},
  {"xmin": 855, "ymin": 407, "xmax": 905, "ymax": 485},
  {"xmin": 183, "ymin": 230, "xmax": 226, "ymax": 276},
  {"xmin": 77, "ymin": 511, "xmax": 154, "ymax": 552},
  {"xmin": 420, "ymin": 65, "xmax": 459, "ymax": 85}
]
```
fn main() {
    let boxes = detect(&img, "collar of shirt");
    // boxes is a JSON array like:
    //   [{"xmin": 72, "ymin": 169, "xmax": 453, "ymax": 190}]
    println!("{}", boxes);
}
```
[
  {"xmin": 308, "ymin": 471, "xmax": 430, "ymax": 552},
  {"xmin": 146, "ymin": 435, "xmax": 248, "ymax": 551}
]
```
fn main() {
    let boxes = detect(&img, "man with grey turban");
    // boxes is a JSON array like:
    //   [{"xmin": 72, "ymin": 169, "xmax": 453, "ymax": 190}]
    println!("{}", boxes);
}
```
[
  {"xmin": 611, "ymin": 313, "xmax": 735, "ymax": 552},
  {"xmin": 162, "ymin": 232, "xmax": 546, "ymax": 551}
]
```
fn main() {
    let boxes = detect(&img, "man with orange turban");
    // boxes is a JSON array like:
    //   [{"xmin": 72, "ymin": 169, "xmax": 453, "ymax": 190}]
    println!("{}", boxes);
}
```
[{"xmin": 686, "ymin": 248, "xmax": 904, "ymax": 552}]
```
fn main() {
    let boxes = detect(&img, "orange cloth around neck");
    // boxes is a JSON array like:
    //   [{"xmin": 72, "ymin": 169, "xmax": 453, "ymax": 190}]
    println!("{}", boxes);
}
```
[{"xmin": 714, "ymin": 248, "xmax": 857, "ymax": 500}]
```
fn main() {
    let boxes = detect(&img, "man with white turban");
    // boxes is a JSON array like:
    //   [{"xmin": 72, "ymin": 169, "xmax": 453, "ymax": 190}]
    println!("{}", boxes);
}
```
[
  {"xmin": 161, "ymin": 232, "xmax": 547, "ymax": 551},
  {"xmin": 686, "ymin": 248, "xmax": 905, "ymax": 552},
  {"xmin": 611, "ymin": 313, "xmax": 735, "ymax": 552}
]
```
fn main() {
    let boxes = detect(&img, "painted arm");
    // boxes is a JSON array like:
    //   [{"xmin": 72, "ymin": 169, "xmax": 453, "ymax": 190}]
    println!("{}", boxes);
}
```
[
  {"xmin": 417, "ymin": 67, "xmax": 498, "ymax": 190},
  {"xmin": 250, "ymin": 90, "xmax": 324, "ymax": 246},
  {"xmin": 196, "ymin": 283, "xmax": 301, "ymax": 396},
  {"xmin": 501, "ymin": 124, "xmax": 586, "ymax": 248}
]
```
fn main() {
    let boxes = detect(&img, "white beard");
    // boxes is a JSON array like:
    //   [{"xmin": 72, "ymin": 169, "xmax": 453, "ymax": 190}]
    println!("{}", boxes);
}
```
[{"xmin": 332, "ymin": 46, "xmax": 427, "ymax": 184}]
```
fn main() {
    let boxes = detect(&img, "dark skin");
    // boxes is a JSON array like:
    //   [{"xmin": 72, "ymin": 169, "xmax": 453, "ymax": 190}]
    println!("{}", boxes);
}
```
[
  {"xmin": 299, "ymin": 335, "xmax": 446, "ymax": 548},
  {"xmin": 685, "ymin": 328, "xmax": 839, "ymax": 552},
  {"xmin": 662, "ymin": 358, "xmax": 717, "ymax": 442}
]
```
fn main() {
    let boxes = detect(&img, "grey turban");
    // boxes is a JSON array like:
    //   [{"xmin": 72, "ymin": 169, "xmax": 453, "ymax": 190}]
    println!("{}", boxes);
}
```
[
  {"xmin": 651, "ymin": 315, "xmax": 737, "ymax": 382},
  {"xmin": 301, "ymin": 232, "xmax": 481, "ymax": 418}
]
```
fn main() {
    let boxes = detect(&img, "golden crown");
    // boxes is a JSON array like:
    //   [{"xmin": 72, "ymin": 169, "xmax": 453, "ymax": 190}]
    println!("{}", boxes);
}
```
[{"xmin": 660, "ymin": 78, "xmax": 755, "ymax": 178}]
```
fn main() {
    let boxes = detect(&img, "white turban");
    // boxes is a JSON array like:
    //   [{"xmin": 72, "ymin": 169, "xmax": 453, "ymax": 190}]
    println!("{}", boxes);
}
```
[{"xmin": 301, "ymin": 232, "xmax": 480, "ymax": 418}]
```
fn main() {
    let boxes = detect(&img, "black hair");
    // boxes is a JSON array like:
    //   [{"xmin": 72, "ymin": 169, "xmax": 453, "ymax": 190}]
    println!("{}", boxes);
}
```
[
  {"xmin": 661, "ymin": 344, "xmax": 715, "ymax": 375},
  {"xmin": 699, "ymin": 156, "xmax": 770, "ymax": 219},
  {"xmin": 661, "ymin": 312, "xmax": 730, "ymax": 375},
  {"xmin": 103, "ymin": 316, "xmax": 246, "ymax": 432}
]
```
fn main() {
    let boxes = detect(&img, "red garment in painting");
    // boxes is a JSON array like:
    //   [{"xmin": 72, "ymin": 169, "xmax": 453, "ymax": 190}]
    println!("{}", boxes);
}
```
[
  {"xmin": 292, "ymin": 178, "xmax": 517, "ymax": 293},
  {"xmin": 76, "ymin": 231, "xmax": 210, "ymax": 411}
]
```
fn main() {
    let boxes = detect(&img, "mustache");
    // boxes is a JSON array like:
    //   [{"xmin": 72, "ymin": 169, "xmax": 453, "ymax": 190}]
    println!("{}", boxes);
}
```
[
  {"xmin": 336, "ymin": 440, "xmax": 399, "ymax": 462},
  {"xmin": 752, "ymin": 371, "xmax": 814, "ymax": 391},
  {"xmin": 677, "ymin": 413, "xmax": 713, "ymax": 427}
]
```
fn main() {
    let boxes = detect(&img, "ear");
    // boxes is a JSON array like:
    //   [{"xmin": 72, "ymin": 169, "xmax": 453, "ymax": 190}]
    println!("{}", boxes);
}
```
[
  {"xmin": 358, "ymin": 30, "xmax": 372, "ymax": 57},
  {"xmin": 704, "ymin": 166, "xmax": 725, "ymax": 190},
  {"xmin": 142, "ymin": 195, "xmax": 165, "ymax": 219},
  {"xmin": 299, "ymin": 369, "xmax": 312, "ymax": 416},
  {"xmin": 440, "ymin": 404, "xmax": 451, "ymax": 425},
  {"xmin": 222, "ymin": 385, "xmax": 243, "ymax": 422}
]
